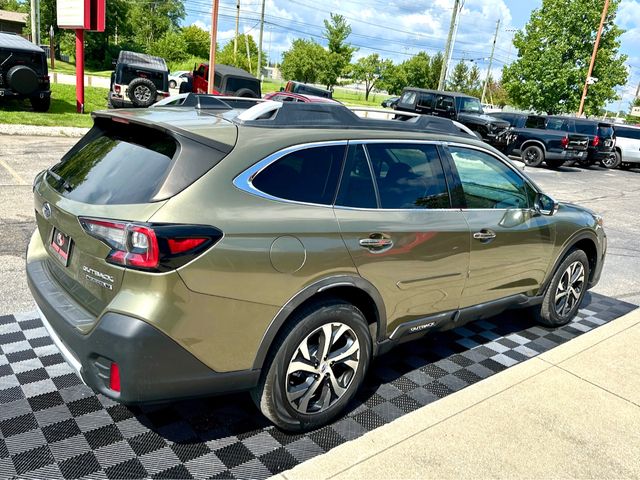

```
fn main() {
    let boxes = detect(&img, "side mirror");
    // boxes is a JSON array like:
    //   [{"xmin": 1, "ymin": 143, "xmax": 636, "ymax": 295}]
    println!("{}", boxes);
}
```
[{"xmin": 535, "ymin": 193, "xmax": 559, "ymax": 216}]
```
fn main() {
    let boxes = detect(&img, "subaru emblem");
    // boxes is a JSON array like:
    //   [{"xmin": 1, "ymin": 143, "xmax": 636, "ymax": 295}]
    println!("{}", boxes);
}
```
[{"xmin": 42, "ymin": 202, "xmax": 52, "ymax": 219}]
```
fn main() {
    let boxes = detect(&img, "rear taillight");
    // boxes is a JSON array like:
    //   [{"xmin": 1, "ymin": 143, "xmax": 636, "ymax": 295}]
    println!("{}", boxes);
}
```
[
  {"xmin": 592, "ymin": 136, "xmax": 600, "ymax": 147},
  {"xmin": 79, "ymin": 217, "xmax": 222, "ymax": 272},
  {"xmin": 561, "ymin": 136, "xmax": 569, "ymax": 148},
  {"xmin": 114, "ymin": 85, "xmax": 121, "ymax": 94},
  {"xmin": 110, "ymin": 363, "xmax": 121, "ymax": 392}
]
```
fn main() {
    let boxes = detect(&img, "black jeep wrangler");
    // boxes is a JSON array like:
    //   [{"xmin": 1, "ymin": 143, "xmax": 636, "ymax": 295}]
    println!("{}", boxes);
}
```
[
  {"xmin": 109, "ymin": 51, "xmax": 169, "ymax": 108},
  {"xmin": 0, "ymin": 32, "xmax": 51, "ymax": 112},
  {"xmin": 394, "ymin": 87, "xmax": 510, "ymax": 147}
]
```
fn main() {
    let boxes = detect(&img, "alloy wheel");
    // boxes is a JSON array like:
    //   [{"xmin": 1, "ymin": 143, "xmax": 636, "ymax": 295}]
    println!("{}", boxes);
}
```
[
  {"xmin": 554, "ymin": 260, "xmax": 585, "ymax": 318},
  {"xmin": 134, "ymin": 85, "xmax": 152, "ymax": 102},
  {"xmin": 285, "ymin": 322, "xmax": 360, "ymax": 415},
  {"xmin": 525, "ymin": 149, "xmax": 540, "ymax": 165}
]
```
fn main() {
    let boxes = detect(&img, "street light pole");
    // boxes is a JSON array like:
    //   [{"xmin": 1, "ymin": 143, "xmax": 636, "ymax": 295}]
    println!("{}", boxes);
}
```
[
  {"xmin": 481, "ymin": 19, "xmax": 500, "ymax": 104},
  {"xmin": 207, "ymin": 0, "xmax": 220, "ymax": 94},
  {"xmin": 257, "ymin": 0, "xmax": 266, "ymax": 79},
  {"xmin": 578, "ymin": 0, "xmax": 610, "ymax": 117},
  {"xmin": 438, "ymin": 0, "xmax": 462, "ymax": 90}
]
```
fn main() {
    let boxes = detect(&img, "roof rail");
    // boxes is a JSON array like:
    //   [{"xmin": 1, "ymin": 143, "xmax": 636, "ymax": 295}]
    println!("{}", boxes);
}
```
[
  {"xmin": 234, "ymin": 102, "xmax": 471, "ymax": 136},
  {"xmin": 152, "ymin": 93, "xmax": 264, "ymax": 110}
]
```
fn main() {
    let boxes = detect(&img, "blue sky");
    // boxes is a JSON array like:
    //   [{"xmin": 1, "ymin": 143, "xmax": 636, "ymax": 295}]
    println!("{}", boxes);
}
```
[{"xmin": 184, "ymin": 0, "xmax": 640, "ymax": 110}]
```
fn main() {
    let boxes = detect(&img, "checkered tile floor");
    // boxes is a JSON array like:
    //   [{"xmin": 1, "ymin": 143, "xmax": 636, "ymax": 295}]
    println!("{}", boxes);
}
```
[{"xmin": 0, "ymin": 292, "xmax": 636, "ymax": 479}]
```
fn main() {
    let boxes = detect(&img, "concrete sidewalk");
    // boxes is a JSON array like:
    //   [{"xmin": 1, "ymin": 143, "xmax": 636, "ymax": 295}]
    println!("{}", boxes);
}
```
[{"xmin": 276, "ymin": 309, "xmax": 640, "ymax": 479}]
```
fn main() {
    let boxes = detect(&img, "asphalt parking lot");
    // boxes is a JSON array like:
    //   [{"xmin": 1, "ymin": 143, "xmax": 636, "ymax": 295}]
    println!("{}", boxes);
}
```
[{"xmin": 1, "ymin": 134, "xmax": 639, "ymax": 315}]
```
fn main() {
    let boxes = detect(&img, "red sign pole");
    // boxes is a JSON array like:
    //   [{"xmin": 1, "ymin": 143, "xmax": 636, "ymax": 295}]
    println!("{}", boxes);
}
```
[{"xmin": 75, "ymin": 28, "xmax": 84, "ymax": 113}]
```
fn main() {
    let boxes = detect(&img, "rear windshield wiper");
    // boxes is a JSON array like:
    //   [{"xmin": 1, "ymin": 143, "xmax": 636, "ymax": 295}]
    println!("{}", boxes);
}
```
[{"xmin": 47, "ymin": 169, "xmax": 75, "ymax": 192}]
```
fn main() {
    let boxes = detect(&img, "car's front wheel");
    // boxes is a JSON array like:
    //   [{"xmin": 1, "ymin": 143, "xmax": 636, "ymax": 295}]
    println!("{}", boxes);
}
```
[
  {"xmin": 533, "ymin": 249, "xmax": 590, "ymax": 327},
  {"xmin": 252, "ymin": 299, "xmax": 372, "ymax": 432}
]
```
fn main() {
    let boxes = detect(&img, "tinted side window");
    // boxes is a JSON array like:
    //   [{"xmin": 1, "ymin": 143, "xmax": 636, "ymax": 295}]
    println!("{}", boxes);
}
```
[
  {"xmin": 417, "ymin": 93, "xmax": 433, "ymax": 108},
  {"xmin": 616, "ymin": 127, "xmax": 640, "ymax": 140},
  {"xmin": 226, "ymin": 77, "xmax": 259, "ymax": 92},
  {"xmin": 449, "ymin": 147, "xmax": 528, "ymax": 209},
  {"xmin": 335, "ymin": 145, "xmax": 377, "ymax": 209},
  {"xmin": 252, "ymin": 145, "xmax": 345, "ymax": 205},
  {"xmin": 525, "ymin": 116, "xmax": 545, "ymax": 129},
  {"xmin": 574, "ymin": 121, "xmax": 597, "ymax": 135},
  {"xmin": 546, "ymin": 118, "xmax": 569, "ymax": 131},
  {"xmin": 366, "ymin": 143, "xmax": 450, "ymax": 209},
  {"xmin": 399, "ymin": 91, "xmax": 416, "ymax": 105},
  {"xmin": 435, "ymin": 95, "xmax": 455, "ymax": 111}
]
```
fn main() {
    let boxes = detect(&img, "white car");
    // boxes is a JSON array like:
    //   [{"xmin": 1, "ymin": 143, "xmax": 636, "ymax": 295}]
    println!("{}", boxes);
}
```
[
  {"xmin": 613, "ymin": 125, "xmax": 640, "ymax": 169},
  {"xmin": 168, "ymin": 70, "xmax": 190, "ymax": 89}
]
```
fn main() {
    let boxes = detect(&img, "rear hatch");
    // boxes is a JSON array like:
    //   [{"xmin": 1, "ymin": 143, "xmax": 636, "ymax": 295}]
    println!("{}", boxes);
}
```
[
  {"xmin": 597, "ymin": 123, "xmax": 615, "ymax": 151},
  {"xmin": 33, "ymin": 112, "xmax": 236, "ymax": 319}
]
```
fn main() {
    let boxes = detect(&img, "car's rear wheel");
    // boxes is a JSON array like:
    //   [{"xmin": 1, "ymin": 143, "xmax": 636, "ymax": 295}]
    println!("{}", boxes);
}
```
[
  {"xmin": 533, "ymin": 249, "xmax": 590, "ymax": 327},
  {"xmin": 252, "ymin": 299, "xmax": 371, "ymax": 432},
  {"xmin": 522, "ymin": 145, "xmax": 544, "ymax": 167},
  {"xmin": 601, "ymin": 152, "xmax": 620, "ymax": 169}
]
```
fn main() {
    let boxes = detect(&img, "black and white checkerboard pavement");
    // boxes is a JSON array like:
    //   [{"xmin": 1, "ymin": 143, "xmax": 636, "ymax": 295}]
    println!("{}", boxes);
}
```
[{"xmin": 0, "ymin": 292, "xmax": 636, "ymax": 479}]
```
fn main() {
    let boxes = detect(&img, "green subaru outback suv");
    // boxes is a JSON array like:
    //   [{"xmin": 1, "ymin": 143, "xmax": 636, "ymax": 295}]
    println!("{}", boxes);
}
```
[{"xmin": 27, "ymin": 98, "xmax": 606, "ymax": 431}]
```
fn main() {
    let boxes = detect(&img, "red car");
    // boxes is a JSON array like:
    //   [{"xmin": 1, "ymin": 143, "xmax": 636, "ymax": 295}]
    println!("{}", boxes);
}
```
[{"xmin": 263, "ymin": 92, "xmax": 341, "ymax": 104}]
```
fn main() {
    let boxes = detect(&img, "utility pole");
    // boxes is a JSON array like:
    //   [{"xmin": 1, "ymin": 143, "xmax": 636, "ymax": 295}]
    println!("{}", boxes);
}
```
[
  {"xmin": 48, "ymin": 25, "xmax": 54, "ymax": 70},
  {"xmin": 207, "ymin": 0, "xmax": 220, "ymax": 94},
  {"xmin": 578, "ymin": 0, "xmax": 610, "ymax": 116},
  {"xmin": 233, "ymin": 0, "xmax": 239, "ymax": 63},
  {"xmin": 481, "ymin": 19, "xmax": 500, "ymax": 104},
  {"xmin": 257, "ymin": 0, "xmax": 266, "ymax": 79},
  {"xmin": 438, "ymin": 0, "xmax": 462, "ymax": 90},
  {"xmin": 30, "ymin": 0, "xmax": 40, "ymax": 45}
]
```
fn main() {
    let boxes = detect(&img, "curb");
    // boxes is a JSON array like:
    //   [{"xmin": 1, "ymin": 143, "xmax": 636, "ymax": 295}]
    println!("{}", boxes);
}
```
[{"xmin": 0, "ymin": 123, "xmax": 89, "ymax": 138}]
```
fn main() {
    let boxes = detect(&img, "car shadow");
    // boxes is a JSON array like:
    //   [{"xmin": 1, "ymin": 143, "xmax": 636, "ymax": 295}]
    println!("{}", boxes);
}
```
[{"xmin": 129, "ymin": 292, "xmax": 604, "ymax": 447}]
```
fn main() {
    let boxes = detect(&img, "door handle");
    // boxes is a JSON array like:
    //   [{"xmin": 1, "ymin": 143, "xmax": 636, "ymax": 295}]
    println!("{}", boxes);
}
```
[
  {"xmin": 359, "ymin": 235, "xmax": 393, "ymax": 251},
  {"xmin": 473, "ymin": 229, "xmax": 496, "ymax": 241}
]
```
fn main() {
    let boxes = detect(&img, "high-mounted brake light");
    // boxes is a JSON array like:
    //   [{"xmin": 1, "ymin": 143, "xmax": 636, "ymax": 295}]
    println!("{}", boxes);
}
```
[
  {"xmin": 79, "ymin": 217, "xmax": 222, "ymax": 272},
  {"xmin": 592, "ymin": 135, "xmax": 600, "ymax": 147}
]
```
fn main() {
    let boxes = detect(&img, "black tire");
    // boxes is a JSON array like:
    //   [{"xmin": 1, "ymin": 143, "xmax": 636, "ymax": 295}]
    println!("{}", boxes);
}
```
[
  {"xmin": 30, "ymin": 96, "xmax": 50, "ymax": 112},
  {"xmin": 234, "ymin": 88, "xmax": 259, "ymax": 98},
  {"xmin": 600, "ymin": 152, "xmax": 620, "ymax": 169},
  {"xmin": 532, "ymin": 249, "xmax": 590, "ymax": 327},
  {"xmin": 7, "ymin": 65, "xmax": 39, "ymax": 95},
  {"xmin": 521, "ymin": 145, "xmax": 544, "ymax": 167},
  {"xmin": 545, "ymin": 159, "xmax": 564, "ymax": 169},
  {"xmin": 575, "ymin": 157, "xmax": 591, "ymax": 168},
  {"xmin": 251, "ymin": 299, "xmax": 372, "ymax": 432},
  {"xmin": 169, "ymin": 80, "xmax": 177, "ymax": 89},
  {"xmin": 127, "ymin": 77, "xmax": 157, "ymax": 107}
]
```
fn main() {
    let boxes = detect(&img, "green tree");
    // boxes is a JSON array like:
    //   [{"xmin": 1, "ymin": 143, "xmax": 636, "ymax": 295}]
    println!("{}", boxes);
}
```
[
  {"xmin": 281, "ymin": 39, "xmax": 327, "ymax": 83},
  {"xmin": 0, "ymin": 0, "xmax": 27, "ymax": 12},
  {"xmin": 350, "ymin": 54, "xmax": 394, "ymax": 100},
  {"xmin": 182, "ymin": 25, "xmax": 210, "ymax": 59},
  {"xmin": 128, "ymin": 0, "xmax": 185, "ymax": 52},
  {"xmin": 149, "ymin": 30, "xmax": 188, "ymax": 62},
  {"xmin": 217, "ymin": 34, "xmax": 265, "ymax": 74},
  {"xmin": 321, "ymin": 13, "xmax": 356, "ymax": 89},
  {"xmin": 502, "ymin": 0, "xmax": 628, "ymax": 115},
  {"xmin": 448, "ymin": 61, "xmax": 470, "ymax": 92}
]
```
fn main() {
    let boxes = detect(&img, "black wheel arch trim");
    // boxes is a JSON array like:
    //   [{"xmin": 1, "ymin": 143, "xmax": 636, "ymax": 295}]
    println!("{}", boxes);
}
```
[
  {"xmin": 251, "ymin": 275, "xmax": 387, "ymax": 370},
  {"xmin": 521, "ymin": 140, "xmax": 547, "ymax": 153},
  {"xmin": 539, "ymin": 229, "xmax": 600, "ymax": 296}
]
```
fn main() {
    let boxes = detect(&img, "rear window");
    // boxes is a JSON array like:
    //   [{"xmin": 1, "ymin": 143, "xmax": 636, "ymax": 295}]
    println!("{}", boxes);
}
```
[
  {"xmin": 225, "ymin": 77, "xmax": 259, "ymax": 93},
  {"xmin": 574, "ymin": 121, "xmax": 597, "ymax": 136},
  {"xmin": 598, "ymin": 125, "xmax": 614, "ymax": 138},
  {"xmin": 47, "ymin": 123, "xmax": 177, "ymax": 205}
]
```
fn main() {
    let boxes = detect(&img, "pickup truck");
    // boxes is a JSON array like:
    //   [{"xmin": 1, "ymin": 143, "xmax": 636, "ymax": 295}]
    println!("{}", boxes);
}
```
[{"xmin": 493, "ymin": 113, "xmax": 590, "ymax": 168}]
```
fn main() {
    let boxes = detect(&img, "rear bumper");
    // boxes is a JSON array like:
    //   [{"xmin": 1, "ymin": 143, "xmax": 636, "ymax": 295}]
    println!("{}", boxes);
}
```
[
  {"xmin": 0, "ymin": 88, "xmax": 51, "ymax": 100},
  {"xmin": 26, "ymin": 258, "xmax": 260, "ymax": 404}
]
